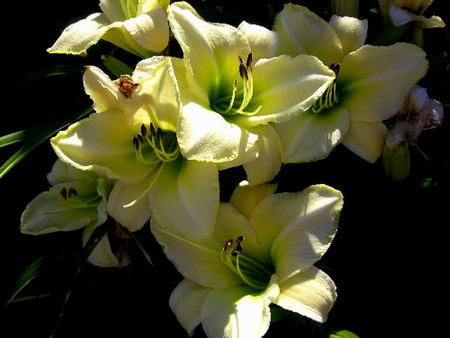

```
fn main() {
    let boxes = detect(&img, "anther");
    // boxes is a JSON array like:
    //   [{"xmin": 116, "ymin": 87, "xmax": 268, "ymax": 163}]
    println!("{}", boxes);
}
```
[
  {"xmin": 141, "ymin": 124, "xmax": 148, "ymax": 137},
  {"xmin": 239, "ymin": 63, "xmax": 248, "ymax": 80},
  {"xmin": 156, "ymin": 128, "xmax": 164, "ymax": 143},
  {"xmin": 132, "ymin": 136, "xmax": 140, "ymax": 150},
  {"xmin": 149, "ymin": 123, "xmax": 156, "ymax": 137},
  {"xmin": 246, "ymin": 52, "xmax": 253, "ymax": 70},
  {"xmin": 68, "ymin": 188, "xmax": 78, "ymax": 198},
  {"xmin": 60, "ymin": 187, "xmax": 68, "ymax": 200},
  {"xmin": 224, "ymin": 239, "xmax": 233, "ymax": 251},
  {"xmin": 137, "ymin": 134, "xmax": 144, "ymax": 144}
]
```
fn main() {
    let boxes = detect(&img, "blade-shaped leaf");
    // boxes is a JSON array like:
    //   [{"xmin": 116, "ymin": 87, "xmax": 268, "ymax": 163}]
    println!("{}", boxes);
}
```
[
  {"xmin": 0, "ymin": 106, "xmax": 94, "ymax": 179},
  {"xmin": 3, "ymin": 256, "xmax": 49, "ymax": 309}
]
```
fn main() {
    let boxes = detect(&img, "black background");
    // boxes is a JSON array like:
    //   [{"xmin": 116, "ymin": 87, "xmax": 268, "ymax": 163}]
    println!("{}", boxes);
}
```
[{"xmin": 1, "ymin": 1, "xmax": 449, "ymax": 337}]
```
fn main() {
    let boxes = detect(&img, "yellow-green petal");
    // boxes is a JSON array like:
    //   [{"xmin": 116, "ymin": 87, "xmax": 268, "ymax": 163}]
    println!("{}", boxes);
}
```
[
  {"xmin": 148, "ymin": 158, "xmax": 219, "ymax": 239},
  {"xmin": 272, "ymin": 106, "xmax": 350, "ymax": 163},
  {"xmin": 341, "ymin": 121, "xmax": 389, "ymax": 163},
  {"xmin": 276, "ymin": 266, "xmax": 337, "ymax": 323},
  {"xmin": 329, "ymin": 15, "xmax": 368, "ymax": 56},
  {"xmin": 338, "ymin": 43, "xmax": 428, "ymax": 122},
  {"xmin": 274, "ymin": 4, "xmax": 344, "ymax": 65}
]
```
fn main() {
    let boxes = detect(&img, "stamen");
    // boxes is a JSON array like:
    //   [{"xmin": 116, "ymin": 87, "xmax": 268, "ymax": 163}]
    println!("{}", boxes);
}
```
[
  {"xmin": 132, "ymin": 123, "xmax": 180, "ymax": 165},
  {"xmin": 220, "ymin": 235, "xmax": 271, "ymax": 290},
  {"xmin": 312, "ymin": 63, "xmax": 340, "ymax": 113}
]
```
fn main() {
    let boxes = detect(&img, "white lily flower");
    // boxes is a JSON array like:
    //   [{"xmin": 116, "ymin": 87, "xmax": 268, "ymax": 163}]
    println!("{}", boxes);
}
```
[
  {"xmin": 152, "ymin": 181, "xmax": 343, "ymax": 337},
  {"xmin": 167, "ymin": 2, "xmax": 336, "ymax": 185},
  {"xmin": 20, "ymin": 159, "xmax": 119, "ymax": 267},
  {"xmin": 51, "ymin": 58, "xmax": 219, "ymax": 239},
  {"xmin": 270, "ymin": 4, "xmax": 428, "ymax": 163}
]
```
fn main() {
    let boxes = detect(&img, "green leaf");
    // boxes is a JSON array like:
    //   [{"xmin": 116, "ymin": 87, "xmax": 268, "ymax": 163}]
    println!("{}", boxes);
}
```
[
  {"xmin": 0, "ymin": 106, "xmax": 94, "ymax": 179},
  {"xmin": 329, "ymin": 329, "xmax": 360, "ymax": 338},
  {"xmin": 3, "ymin": 256, "xmax": 49, "ymax": 309}
]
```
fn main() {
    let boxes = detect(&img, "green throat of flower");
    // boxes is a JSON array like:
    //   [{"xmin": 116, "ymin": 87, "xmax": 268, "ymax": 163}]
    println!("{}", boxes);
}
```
[
  {"xmin": 220, "ymin": 236, "xmax": 272, "ymax": 290},
  {"xmin": 211, "ymin": 52, "xmax": 262, "ymax": 117},
  {"xmin": 132, "ymin": 122, "xmax": 180, "ymax": 165},
  {"xmin": 312, "ymin": 63, "xmax": 340, "ymax": 114}
]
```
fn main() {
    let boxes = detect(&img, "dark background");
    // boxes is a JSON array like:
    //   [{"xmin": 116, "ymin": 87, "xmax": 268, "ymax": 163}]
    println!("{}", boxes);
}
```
[{"xmin": 1, "ymin": 1, "xmax": 449, "ymax": 337}]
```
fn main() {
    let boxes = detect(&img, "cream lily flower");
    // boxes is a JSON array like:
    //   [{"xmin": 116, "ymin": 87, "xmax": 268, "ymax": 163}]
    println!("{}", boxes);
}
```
[
  {"xmin": 48, "ymin": 0, "xmax": 170, "ymax": 57},
  {"xmin": 270, "ymin": 4, "xmax": 429, "ymax": 163},
  {"xmin": 167, "ymin": 2, "xmax": 336, "ymax": 185},
  {"xmin": 152, "ymin": 181, "xmax": 343, "ymax": 338},
  {"xmin": 379, "ymin": 0, "xmax": 445, "ymax": 46},
  {"xmin": 51, "ymin": 57, "xmax": 219, "ymax": 239},
  {"xmin": 20, "ymin": 159, "xmax": 119, "ymax": 267}
]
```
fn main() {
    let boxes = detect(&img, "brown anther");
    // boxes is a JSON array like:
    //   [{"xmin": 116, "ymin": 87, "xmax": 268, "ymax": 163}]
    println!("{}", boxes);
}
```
[
  {"xmin": 224, "ymin": 239, "xmax": 233, "ymax": 251},
  {"xmin": 141, "ymin": 124, "xmax": 148, "ymax": 137},
  {"xmin": 114, "ymin": 75, "xmax": 139, "ymax": 99},
  {"xmin": 60, "ymin": 187, "xmax": 68, "ymax": 200},
  {"xmin": 239, "ymin": 63, "xmax": 248, "ymax": 80},
  {"xmin": 137, "ymin": 134, "xmax": 144, "ymax": 144},
  {"xmin": 149, "ymin": 123, "xmax": 156, "ymax": 137},
  {"xmin": 68, "ymin": 188, "xmax": 78, "ymax": 198},
  {"xmin": 132, "ymin": 136, "xmax": 140, "ymax": 150},
  {"xmin": 156, "ymin": 128, "xmax": 164, "ymax": 142},
  {"xmin": 246, "ymin": 52, "xmax": 253, "ymax": 70}
]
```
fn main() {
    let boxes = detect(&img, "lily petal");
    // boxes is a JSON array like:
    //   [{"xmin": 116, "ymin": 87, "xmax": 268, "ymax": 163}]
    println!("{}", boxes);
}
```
[
  {"xmin": 47, "ymin": 13, "xmax": 110, "ymax": 56},
  {"xmin": 229, "ymin": 180, "xmax": 278, "ymax": 221},
  {"xmin": 82, "ymin": 225, "xmax": 119, "ymax": 268},
  {"xmin": 132, "ymin": 57, "xmax": 181, "ymax": 131},
  {"xmin": 169, "ymin": 279, "xmax": 210, "ymax": 336},
  {"xmin": 107, "ymin": 179, "xmax": 152, "ymax": 231},
  {"xmin": 329, "ymin": 15, "xmax": 368, "ymax": 56},
  {"xmin": 151, "ymin": 202, "xmax": 257, "ymax": 288},
  {"xmin": 148, "ymin": 158, "xmax": 219, "ymax": 239},
  {"xmin": 338, "ymin": 43, "xmax": 428, "ymax": 122},
  {"xmin": 276, "ymin": 266, "xmax": 337, "ymax": 323},
  {"xmin": 123, "ymin": 9, "xmax": 169, "ymax": 53},
  {"xmin": 250, "ymin": 185, "xmax": 343, "ymax": 282},
  {"xmin": 274, "ymin": 4, "xmax": 344, "ymax": 65},
  {"xmin": 168, "ymin": 2, "xmax": 251, "ymax": 104},
  {"xmin": 341, "ymin": 121, "xmax": 389, "ymax": 163},
  {"xmin": 201, "ymin": 280, "xmax": 278, "ymax": 338},
  {"xmin": 178, "ymin": 102, "xmax": 258, "ymax": 163},
  {"xmin": 238, "ymin": 21, "xmax": 278, "ymax": 59},
  {"xmin": 83, "ymin": 66, "xmax": 123, "ymax": 113},
  {"xmin": 243, "ymin": 125, "xmax": 282, "ymax": 186},
  {"xmin": 272, "ymin": 106, "xmax": 350, "ymax": 163},
  {"xmin": 234, "ymin": 54, "xmax": 336, "ymax": 127}
]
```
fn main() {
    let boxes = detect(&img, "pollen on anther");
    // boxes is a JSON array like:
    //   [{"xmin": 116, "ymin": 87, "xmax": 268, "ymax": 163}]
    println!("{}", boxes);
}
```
[{"xmin": 224, "ymin": 239, "xmax": 233, "ymax": 251}]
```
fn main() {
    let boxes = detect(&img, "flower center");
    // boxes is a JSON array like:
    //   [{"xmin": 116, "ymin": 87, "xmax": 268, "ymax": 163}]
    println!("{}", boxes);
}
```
[
  {"xmin": 312, "ymin": 63, "xmax": 340, "ymax": 114},
  {"xmin": 220, "ymin": 236, "xmax": 272, "ymax": 290},
  {"xmin": 132, "ymin": 122, "xmax": 180, "ymax": 165},
  {"xmin": 121, "ymin": 0, "xmax": 139, "ymax": 19},
  {"xmin": 211, "ymin": 52, "xmax": 262, "ymax": 116}
]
